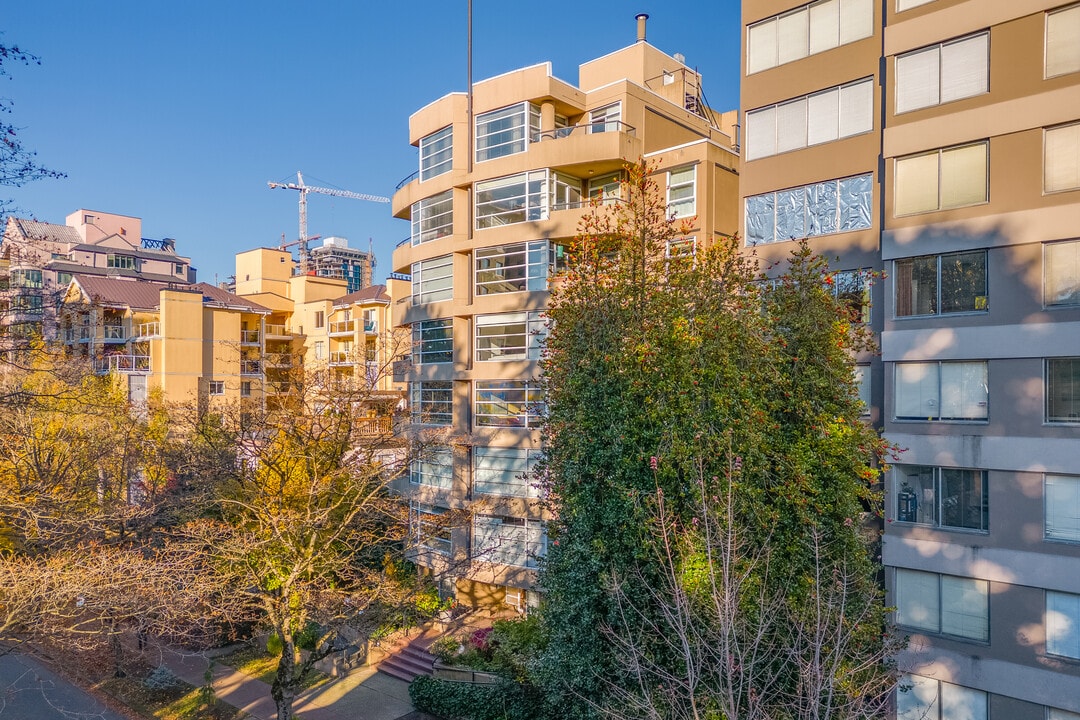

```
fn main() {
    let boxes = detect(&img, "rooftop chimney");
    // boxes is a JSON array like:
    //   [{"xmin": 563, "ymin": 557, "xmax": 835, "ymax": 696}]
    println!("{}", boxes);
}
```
[{"xmin": 636, "ymin": 13, "xmax": 649, "ymax": 42}]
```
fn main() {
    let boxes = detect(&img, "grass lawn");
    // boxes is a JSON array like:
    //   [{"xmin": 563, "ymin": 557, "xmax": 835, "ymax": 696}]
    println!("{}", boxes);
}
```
[
  {"xmin": 101, "ymin": 674, "xmax": 248, "ymax": 720},
  {"xmin": 215, "ymin": 644, "xmax": 330, "ymax": 691}
]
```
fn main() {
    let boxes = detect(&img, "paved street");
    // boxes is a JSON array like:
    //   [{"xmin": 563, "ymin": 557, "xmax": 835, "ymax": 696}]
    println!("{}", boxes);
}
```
[{"xmin": 0, "ymin": 651, "xmax": 126, "ymax": 720}]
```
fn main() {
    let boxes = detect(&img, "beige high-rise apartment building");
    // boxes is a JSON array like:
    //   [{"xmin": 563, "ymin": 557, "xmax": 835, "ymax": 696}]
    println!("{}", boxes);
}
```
[
  {"xmin": 389, "ymin": 16, "xmax": 741, "ymax": 609},
  {"xmin": 741, "ymin": 0, "xmax": 1080, "ymax": 716}
]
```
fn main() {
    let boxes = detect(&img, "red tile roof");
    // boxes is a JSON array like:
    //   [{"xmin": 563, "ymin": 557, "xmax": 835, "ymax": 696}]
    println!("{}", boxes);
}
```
[{"xmin": 334, "ymin": 284, "xmax": 389, "ymax": 306}]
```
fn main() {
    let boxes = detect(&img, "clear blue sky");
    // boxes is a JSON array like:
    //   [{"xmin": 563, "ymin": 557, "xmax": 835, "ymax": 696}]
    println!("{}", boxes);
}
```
[{"xmin": 4, "ymin": 1, "xmax": 740, "ymax": 285}]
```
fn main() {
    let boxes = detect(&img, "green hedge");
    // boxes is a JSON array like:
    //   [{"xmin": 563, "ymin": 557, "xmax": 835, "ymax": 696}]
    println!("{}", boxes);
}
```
[{"xmin": 409, "ymin": 676, "xmax": 544, "ymax": 720}]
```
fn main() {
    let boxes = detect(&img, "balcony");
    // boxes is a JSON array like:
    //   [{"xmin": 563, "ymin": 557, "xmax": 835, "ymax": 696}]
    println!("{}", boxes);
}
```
[
  {"xmin": 103, "ymin": 324, "xmax": 126, "ymax": 343},
  {"xmin": 355, "ymin": 415, "xmax": 392, "ymax": 437},
  {"xmin": 363, "ymin": 320, "xmax": 377, "ymax": 333},
  {"xmin": 95, "ymin": 355, "xmax": 150, "ymax": 374},
  {"xmin": 265, "ymin": 324, "xmax": 289, "ymax": 338},
  {"xmin": 530, "ymin": 119, "xmax": 636, "ymax": 142},
  {"xmin": 241, "ymin": 360, "xmax": 262, "ymax": 375},
  {"xmin": 264, "ymin": 352, "xmax": 293, "ymax": 368},
  {"xmin": 134, "ymin": 322, "xmax": 160, "ymax": 339},
  {"xmin": 329, "ymin": 320, "xmax": 355, "ymax": 336},
  {"xmin": 265, "ymin": 380, "xmax": 290, "ymax": 395},
  {"xmin": 240, "ymin": 329, "xmax": 261, "ymax": 345},
  {"xmin": 329, "ymin": 351, "xmax": 351, "ymax": 366}
]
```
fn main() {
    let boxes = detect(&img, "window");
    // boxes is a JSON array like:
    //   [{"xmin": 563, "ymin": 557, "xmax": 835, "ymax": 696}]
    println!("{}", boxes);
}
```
[
  {"xmin": 745, "ymin": 173, "xmax": 872, "ymax": 245},
  {"xmin": 56, "ymin": 272, "xmax": 72, "ymax": 286},
  {"xmin": 474, "ymin": 447, "xmax": 540, "ymax": 497},
  {"xmin": 666, "ymin": 237, "xmax": 697, "ymax": 259},
  {"xmin": 745, "ymin": 77, "xmax": 873, "ymax": 160},
  {"xmin": 413, "ymin": 319, "xmax": 453, "ymax": 364},
  {"xmin": 1047, "ymin": 358, "xmax": 1080, "ymax": 422},
  {"xmin": 410, "ymin": 381, "xmax": 453, "ymax": 425},
  {"xmin": 746, "ymin": 0, "xmax": 873, "ymax": 75},
  {"xmin": 1045, "ymin": 123, "xmax": 1080, "ymax": 193},
  {"xmin": 1046, "ymin": 474, "xmax": 1080, "ymax": 542},
  {"xmin": 175, "ymin": 262, "xmax": 185, "ymax": 275},
  {"xmin": 476, "ymin": 312, "xmax": 546, "ymax": 361},
  {"xmin": 1046, "ymin": 240, "xmax": 1080, "ymax": 306},
  {"xmin": 897, "ymin": 0, "xmax": 934, "ymax": 10},
  {"xmin": 475, "ymin": 171, "xmax": 549, "ymax": 229},
  {"xmin": 410, "ymin": 447, "xmax": 453, "ymax": 489},
  {"xmin": 411, "ymin": 254, "xmax": 453, "ymax": 304},
  {"xmin": 550, "ymin": 173, "xmax": 583, "ymax": 211},
  {"xmin": 588, "ymin": 172, "xmax": 623, "ymax": 204},
  {"xmin": 1050, "ymin": 708, "xmax": 1080, "ymax": 720},
  {"xmin": 895, "ymin": 569, "xmax": 989, "ymax": 641},
  {"xmin": 12, "ymin": 295, "xmax": 43, "ymax": 314},
  {"xmin": 895, "ymin": 251, "xmax": 987, "ymax": 316},
  {"xmin": 475, "ymin": 380, "xmax": 544, "ymax": 428},
  {"xmin": 475, "ymin": 102, "xmax": 539, "ymax": 162},
  {"xmin": 1047, "ymin": 591, "xmax": 1080, "ymax": 658},
  {"xmin": 241, "ymin": 381, "xmax": 252, "ymax": 397},
  {"xmin": 475, "ymin": 241, "xmax": 549, "ymax": 294},
  {"xmin": 411, "ymin": 190, "xmax": 454, "ymax": 245},
  {"xmin": 895, "ymin": 33, "xmax": 989, "ymax": 114},
  {"xmin": 590, "ymin": 103, "xmax": 621, "ymax": 132},
  {"xmin": 107, "ymin": 255, "xmax": 136, "ymax": 270},
  {"xmin": 420, "ymin": 126, "xmax": 453, "ymax": 181},
  {"xmin": 472, "ymin": 515, "xmax": 546, "ymax": 568},
  {"xmin": 854, "ymin": 364, "xmax": 871, "ymax": 413},
  {"xmin": 314, "ymin": 311, "xmax": 325, "ymax": 328},
  {"xmin": 1047, "ymin": 4, "xmax": 1080, "ymax": 78},
  {"xmin": 897, "ymin": 674, "xmax": 987, "ymax": 720},
  {"xmin": 895, "ymin": 466, "xmax": 988, "ymax": 531},
  {"xmin": 830, "ymin": 268, "xmax": 871, "ymax": 323},
  {"xmin": 895, "ymin": 142, "xmax": 988, "ymax": 215},
  {"xmin": 667, "ymin": 166, "xmax": 696, "ymax": 218},
  {"xmin": 11, "ymin": 269, "xmax": 43, "ymax": 288},
  {"xmin": 411, "ymin": 502, "xmax": 452, "ymax": 556},
  {"xmin": 208, "ymin": 380, "xmax": 225, "ymax": 396},
  {"xmin": 894, "ymin": 361, "xmax": 988, "ymax": 421},
  {"xmin": 314, "ymin": 341, "xmax": 324, "ymax": 360}
]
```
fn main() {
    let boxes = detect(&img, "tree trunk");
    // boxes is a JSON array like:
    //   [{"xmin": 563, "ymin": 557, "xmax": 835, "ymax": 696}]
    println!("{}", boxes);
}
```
[{"xmin": 270, "ymin": 638, "xmax": 298, "ymax": 720}]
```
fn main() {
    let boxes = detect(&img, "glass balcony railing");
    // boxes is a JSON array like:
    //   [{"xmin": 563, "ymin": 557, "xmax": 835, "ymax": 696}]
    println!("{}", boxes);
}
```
[
  {"xmin": 240, "ymin": 329, "xmax": 261, "ymax": 344},
  {"xmin": 94, "ymin": 355, "xmax": 150, "ymax": 374},
  {"xmin": 135, "ymin": 322, "xmax": 160, "ymax": 338},
  {"xmin": 241, "ymin": 360, "xmax": 262, "ymax": 375},
  {"xmin": 530, "ymin": 120, "xmax": 636, "ymax": 142},
  {"xmin": 265, "ymin": 324, "xmax": 289, "ymax": 337},
  {"xmin": 329, "ymin": 320, "xmax": 355, "ymax": 335},
  {"xmin": 103, "ymin": 324, "xmax": 126, "ymax": 341}
]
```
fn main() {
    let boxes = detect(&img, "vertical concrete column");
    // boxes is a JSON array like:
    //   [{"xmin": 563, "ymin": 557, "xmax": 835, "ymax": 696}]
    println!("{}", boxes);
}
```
[{"xmin": 540, "ymin": 101, "xmax": 556, "ymax": 141}]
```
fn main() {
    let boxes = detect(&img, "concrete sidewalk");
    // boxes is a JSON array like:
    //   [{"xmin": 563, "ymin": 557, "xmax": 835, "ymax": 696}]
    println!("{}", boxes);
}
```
[{"xmin": 155, "ymin": 646, "xmax": 421, "ymax": 720}]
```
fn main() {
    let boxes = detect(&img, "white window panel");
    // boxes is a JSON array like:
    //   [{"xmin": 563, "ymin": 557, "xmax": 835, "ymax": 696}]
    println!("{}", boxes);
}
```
[
  {"xmin": 411, "ymin": 254, "xmax": 453, "ymax": 304},
  {"xmin": 896, "ymin": 568, "xmax": 940, "ymax": 632},
  {"xmin": 896, "ymin": 46, "xmax": 940, "ymax": 114},
  {"xmin": 1046, "ymin": 123, "xmax": 1080, "ymax": 193},
  {"xmin": 941, "ymin": 575, "xmax": 989, "ymax": 641},
  {"xmin": 747, "ymin": 17, "xmax": 778, "ymax": 75},
  {"xmin": 1050, "ymin": 708, "xmax": 1080, "ymax": 720},
  {"xmin": 667, "ymin": 166, "xmax": 696, "ymax": 219},
  {"xmin": 940, "ymin": 143, "xmax": 988, "ymax": 209},
  {"xmin": 411, "ymin": 447, "xmax": 454, "ymax": 489},
  {"xmin": 778, "ymin": 8, "xmax": 810, "ymax": 65},
  {"xmin": 776, "ymin": 98, "xmax": 809, "ymax": 154},
  {"xmin": 896, "ymin": 362, "xmax": 940, "ymax": 419},
  {"xmin": 1047, "ymin": 4, "xmax": 1080, "ymax": 78},
  {"xmin": 1047, "ymin": 591, "xmax": 1080, "ymax": 659},
  {"xmin": 895, "ymin": 142, "xmax": 987, "ymax": 215},
  {"xmin": 941, "ymin": 33, "xmax": 989, "ymax": 104},
  {"xmin": 839, "ymin": 79, "xmax": 873, "ymax": 137},
  {"xmin": 839, "ymin": 0, "xmax": 873, "ymax": 45},
  {"xmin": 474, "ymin": 447, "xmax": 540, "ymax": 497},
  {"xmin": 895, "ymin": 151, "xmax": 940, "ymax": 215},
  {"xmin": 748, "ymin": 77, "xmax": 872, "ymax": 160},
  {"xmin": 475, "ymin": 311, "xmax": 546, "ymax": 362},
  {"xmin": 939, "ymin": 361, "xmax": 988, "ymax": 420},
  {"xmin": 1045, "ymin": 239, "xmax": 1080, "ymax": 307},
  {"xmin": 746, "ymin": 106, "xmax": 776, "ymax": 160},
  {"xmin": 420, "ymin": 126, "xmax": 453, "ymax": 181},
  {"xmin": 1046, "ymin": 475, "xmax": 1080, "ymax": 542},
  {"xmin": 411, "ymin": 190, "xmax": 454, "ymax": 245},
  {"xmin": 809, "ymin": 0, "xmax": 840, "ymax": 55},
  {"xmin": 807, "ymin": 88, "xmax": 840, "ymax": 145}
]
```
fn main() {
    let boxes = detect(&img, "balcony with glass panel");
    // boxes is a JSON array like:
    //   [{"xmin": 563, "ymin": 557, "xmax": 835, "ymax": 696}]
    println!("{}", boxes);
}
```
[
  {"xmin": 94, "ymin": 354, "xmax": 150, "ymax": 375},
  {"xmin": 134, "ymin": 321, "xmax": 160, "ymax": 340},
  {"xmin": 264, "ymin": 323, "xmax": 290, "ymax": 339},
  {"xmin": 240, "ymin": 328, "xmax": 261, "ymax": 345},
  {"xmin": 240, "ymin": 360, "xmax": 262, "ymax": 376},
  {"xmin": 329, "ymin": 319, "xmax": 355, "ymax": 336},
  {"xmin": 102, "ymin": 323, "xmax": 127, "ymax": 343}
]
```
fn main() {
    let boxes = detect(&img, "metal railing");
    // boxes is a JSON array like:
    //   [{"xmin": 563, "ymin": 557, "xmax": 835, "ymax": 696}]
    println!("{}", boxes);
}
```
[
  {"xmin": 241, "ymin": 360, "xmax": 262, "ymax": 375},
  {"xmin": 530, "ymin": 120, "xmax": 636, "ymax": 142},
  {"xmin": 395, "ymin": 169, "xmax": 419, "ymax": 190},
  {"xmin": 95, "ymin": 355, "xmax": 150, "ymax": 374},
  {"xmin": 355, "ymin": 415, "xmax": 392, "ymax": 436},
  {"xmin": 329, "ymin": 320, "xmax": 355, "ymax": 335},
  {"xmin": 265, "ymin": 324, "xmax": 288, "ymax": 337},
  {"xmin": 135, "ymin": 322, "xmax": 160, "ymax": 338},
  {"xmin": 240, "ymin": 329, "xmax": 261, "ymax": 344},
  {"xmin": 396, "ymin": 236, "xmax": 412, "ymax": 249},
  {"xmin": 103, "ymin": 324, "xmax": 126, "ymax": 341},
  {"xmin": 329, "ymin": 351, "xmax": 351, "ymax": 365}
]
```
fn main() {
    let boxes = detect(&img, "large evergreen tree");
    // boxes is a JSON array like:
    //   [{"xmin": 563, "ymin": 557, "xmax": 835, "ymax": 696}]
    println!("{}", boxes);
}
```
[{"xmin": 536, "ymin": 161, "xmax": 896, "ymax": 719}]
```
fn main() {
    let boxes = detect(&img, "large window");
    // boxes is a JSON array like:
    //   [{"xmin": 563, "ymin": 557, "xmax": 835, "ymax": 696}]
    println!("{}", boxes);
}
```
[
  {"xmin": 411, "ymin": 502, "xmax": 452, "ymax": 556},
  {"xmin": 475, "ymin": 240, "xmax": 549, "ymax": 295},
  {"xmin": 1047, "ymin": 591, "xmax": 1080, "ymax": 659},
  {"xmin": 830, "ymin": 268, "xmax": 871, "ymax": 323},
  {"xmin": 472, "ymin": 515, "xmax": 546, "ymax": 568},
  {"xmin": 410, "ymin": 381, "xmax": 453, "ymax": 425},
  {"xmin": 897, "ymin": 674, "xmax": 987, "ymax": 720},
  {"xmin": 411, "ymin": 254, "xmax": 453, "ymax": 304},
  {"xmin": 588, "ymin": 172, "xmax": 623, "ymax": 204},
  {"xmin": 12, "ymin": 295, "xmax": 43, "ymax": 314},
  {"xmin": 1047, "ymin": 358, "xmax": 1080, "ymax": 422},
  {"xmin": 1046, "ymin": 474, "xmax": 1080, "ymax": 542},
  {"xmin": 895, "ymin": 569, "xmax": 989, "ymax": 641},
  {"xmin": 413, "ymin": 319, "xmax": 453, "ymax": 364},
  {"xmin": 895, "ymin": 32, "xmax": 988, "ymax": 114},
  {"xmin": 475, "ymin": 102, "xmax": 540, "ymax": 162},
  {"xmin": 1046, "ymin": 240, "xmax": 1080, "ymax": 307},
  {"xmin": 476, "ymin": 312, "xmax": 546, "ymax": 362},
  {"xmin": 410, "ymin": 447, "xmax": 453, "ymax": 489},
  {"xmin": 10, "ymin": 269, "xmax": 42, "ymax": 288},
  {"xmin": 894, "ymin": 361, "xmax": 988, "ymax": 421},
  {"xmin": 107, "ymin": 255, "xmax": 136, "ymax": 270},
  {"xmin": 854, "ymin": 364, "xmax": 871, "ymax": 413},
  {"xmin": 745, "ymin": 77, "xmax": 873, "ymax": 160},
  {"xmin": 666, "ymin": 166, "xmax": 696, "ymax": 219},
  {"xmin": 474, "ymin": 447, "xmax": 540, "ymax": 497},
  {"xmin": 1046, "ymin": 123, "xmax": 1080, "ymax": 193},
  {"xmin": 590, "ymin": 103, "xmax": 621, "ymax": 132},
  {"xmin": 895, "ymin": 251, "xmax": 987, "ymax": 317},
  {"xmin": 895, "ymin": 465, "xmax": 988, "ymax": 531},
  {"xmin": 411, "ymin": 190, "xmax": 454, "ymax": 245},
  {"xmin": 475, "ymin": 171, "xmax": 548, "ymax": 229},
  {"xmin": 745, "ymin": 173, "xmax": 872, "ymax": 245},
  {"xmin": 420, "ymin": 126, "xmax": 453, "ymax": 181},
  {"xmin": 746, "ymin": 0, "xmax": 873, "ymax": 74},
  {"xmin": 475, "ymin": 380, "xmax": 544, "ymax": 428},
  {"xmin": 1046, "ymin": 4, "xmax": 1080, "ymax": 78},
  {"xmin": 895, "ymin": 142, "xmax": 988, "ymax": 216},
  {"xmin": 551, "ymin": 173, "xmax": 583, "ymax": 211}
]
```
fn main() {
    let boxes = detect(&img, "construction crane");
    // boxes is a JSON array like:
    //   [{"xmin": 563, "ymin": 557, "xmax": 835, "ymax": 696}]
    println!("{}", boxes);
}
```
[{"xmin": 268, "ymin": 171, "xmax": 390, "ymax": 273}]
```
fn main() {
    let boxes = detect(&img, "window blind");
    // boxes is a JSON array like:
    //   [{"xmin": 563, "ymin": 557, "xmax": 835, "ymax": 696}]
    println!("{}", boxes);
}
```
[
  {"xmin": 776, "ymin": 98, "xmax": 808, "ymax": 153},
  {"xmin": 809, "ymin": 0, "xmax": 840, "ymax": 54},
  {"xmin": 895, "ymin": 153, "xmax": 940, "ymax": 215},
  {"xmin": 747, "ymin": 18, "xmax": 777, "ymax": 74},
  {"xmin": 807, "ymin": 88, "xmax": 840, "ymax": 145},
  {"xmin": 940, "ymin": 143, "xmax": 988, "ymax": 208},
  {"xmin": 1046, "ymin": 123, "xmax": 1080, "ymax": 192},
  {"xmin": 778, "ymin": 9, "xmax": 810, "ymax": 65},
  {"xmin": 1047, "ymin": 4, "xmax": 1080, "ymax": 78},
  {"xmin": 896, "ymin": 46, "xmax": 941, "ymax": 113},
  {"xmin": 839, "ymin": 79, "xmax": 874, "ymax": 137},
  {"xmin": 745, "ymin": 107, "xmax": 776, "ymax": 160},
  {"xmin": 940, "ymin": 34, "xmax": 988, "ymax": 104}
]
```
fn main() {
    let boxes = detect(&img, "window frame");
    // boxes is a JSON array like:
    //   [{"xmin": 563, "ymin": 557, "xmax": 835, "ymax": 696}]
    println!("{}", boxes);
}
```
[
  {"xmin": 746, "ymin": 0, "xmax": 874, "ymax": 75},
  {"xmin": 475, "ymin": 311, "xmax": 546, "ymax": 362},
  {"xmin": 589, "ymin": 102, "xmax": 622, "ymax": 133},
  {"xmin": 1044, "ymin": 239, "xmax": 1080, "ymax": 307},
  {"xmin": 410, "ymin": 381, "xmax": 453, "ymax": 425},
  {"xmin": 472, "ymin": 514, "xmax": 547, "ymax": 569},
  {"xmin": 1046, "ymin": 3, "xmax": 1080, "ymax": 79},
  {"xmin": 411, "ymin": 190, "xmax": 454, "ymax": 245},
  {"xmin": 475, "ymin": 170, "xmax": 550, "ymax": 229},
  {"xmin": 208, "ymin": 380, "xmax": 225, "ymax": 396},
  {"xmin": 1046, "ymin": 357, "xmax": 1080, "ymax": 423},
  {"xmin": 895, "ymin": 32, "xmax": 989, "ymax": 114},
  {"xmin": 893, "ymin": 360, "xmax": 989, "ymax": 421},
  {"xmin": 829, "ymin": 267, "xmax": 872, "ymax": 323},
  {"xmin": 412, "ymin": 318, "xmax": 453, "ymax": 365},
  {"xmin": 473, "ymin": 446, "xmax": 541, "ymax": 497},
  {"xmin": 1047, "ymin": 590, "xmax": 1080, "ymax": 659},
  {"xmin": 894, "ymin": 141, "xmax": 989, "ymax": 216},
  {"xmin": 666, "ymin": 166, "xmax": 696, "ymax": 219},
  {"xmin": 897, "ymin": 673, "xmax": 987, "ymax": 720},
  {"xmin": 474, "ymin": 240, "xmax": 549, "ymax": 295},
  {"xmin": 410, "ymin": 446, "xmax": 454, "ymax": 489},
  {"xmin": 894, "ymin": 568, "xmax": 990, "ymax": 642},
  {"xmin": 410, "ymin": 502, "xmax": 453, "ymax": 556},
  {"xmin": 420, "ymin": 125, "xmax": 453, "ymax": 181},
  {"xmin": 745, "ymin": 173, "xmax": 873, "ymax": 245},
  {"xmin": 1044, "ymin": 122, "xmax": 1080, "ymax": 194},
  {"xmin": 474, "ymin": 380, "xmax": 545, "ymax": 428},
  {"xmin": 894, "ymin": 465, "xmax": 989, "ymax": 532},
  {"xmin": 588, "ymin": 171, "xmax": 623, "ymax": 205},
  {"xmin": 1045, "ymin": 474, "xmax": 1080, "ymax": 543},
  {"xmin": 411, "ymin": 254, "xmax": 454, "ymax": 304},
  {"xmin": 475, "ymin": 102, "xmax": 540, "ymax": 163},
  {"xmin": 894, "ymin": 250, "xmax": 988, "ymax": 318},
  {"xmin": 107, "ymin": 254, "xmax": 137, "ymax": 270},
  {"xmin": 745, "ymin": 77, "xmax": 874, "ymax": 160}
]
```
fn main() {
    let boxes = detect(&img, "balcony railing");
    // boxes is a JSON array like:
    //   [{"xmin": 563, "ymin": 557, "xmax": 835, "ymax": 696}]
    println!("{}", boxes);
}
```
[
  {"xmin": 264, "ymin": 352, "xmax": 293, "ymax": 368},
  {"xmin": 395, "ymin": 236, "xmax": 411, "ymax": 249},
  {"xmin": 103, "ymin": 324, "xmax": 126, "ymax": 341},
  {"xmin": 240, "ymin": 329, "xmax": 261, "ymax": 344},
  {"xmin": 135, "ymin": 322, "xmax": 160, "ymax": 339},
  {"xmin": 355, "ymin": 415, "xmax": 392, "ymax": 436},
  {"xmin": 329, "ymin": 351, "xmax": 351, "ymax": 365},
  {"xmin": 241, "ymin": 360, "xmax": 262, "ymax": 375},
  {"xmin": 396, "ymin": 169, "xmax": 420, "ymax": 190},
  {"xmin": 265, "ymin": 324, "xmax": 289, "ymax": 337},
  {"xmin": 95, "ymin": 355, "xmax": 150, "ymax": 374},
  {"xmin": 530, "ymin": 120, "xmax": 636, "ymax": 142},
  {"xmin": 363, "ymin": 320, "xmax": 377, "ymax": 333},
  {"xmin": 329, "ymin": 320, "xmax": 355, "ymax": 335}
]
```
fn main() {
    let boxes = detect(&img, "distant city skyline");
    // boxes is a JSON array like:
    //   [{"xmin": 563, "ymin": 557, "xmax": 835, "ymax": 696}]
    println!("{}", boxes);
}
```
[{"xmin": 4, "ymin": 1, "xmax": 740, "ymax": 284}]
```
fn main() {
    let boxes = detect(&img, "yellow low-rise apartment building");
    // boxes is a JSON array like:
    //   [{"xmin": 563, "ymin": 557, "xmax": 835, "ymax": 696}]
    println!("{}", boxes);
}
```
[{"xmin": 389, "ymin": 15, "xmax": 741, "ymax": 609}]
